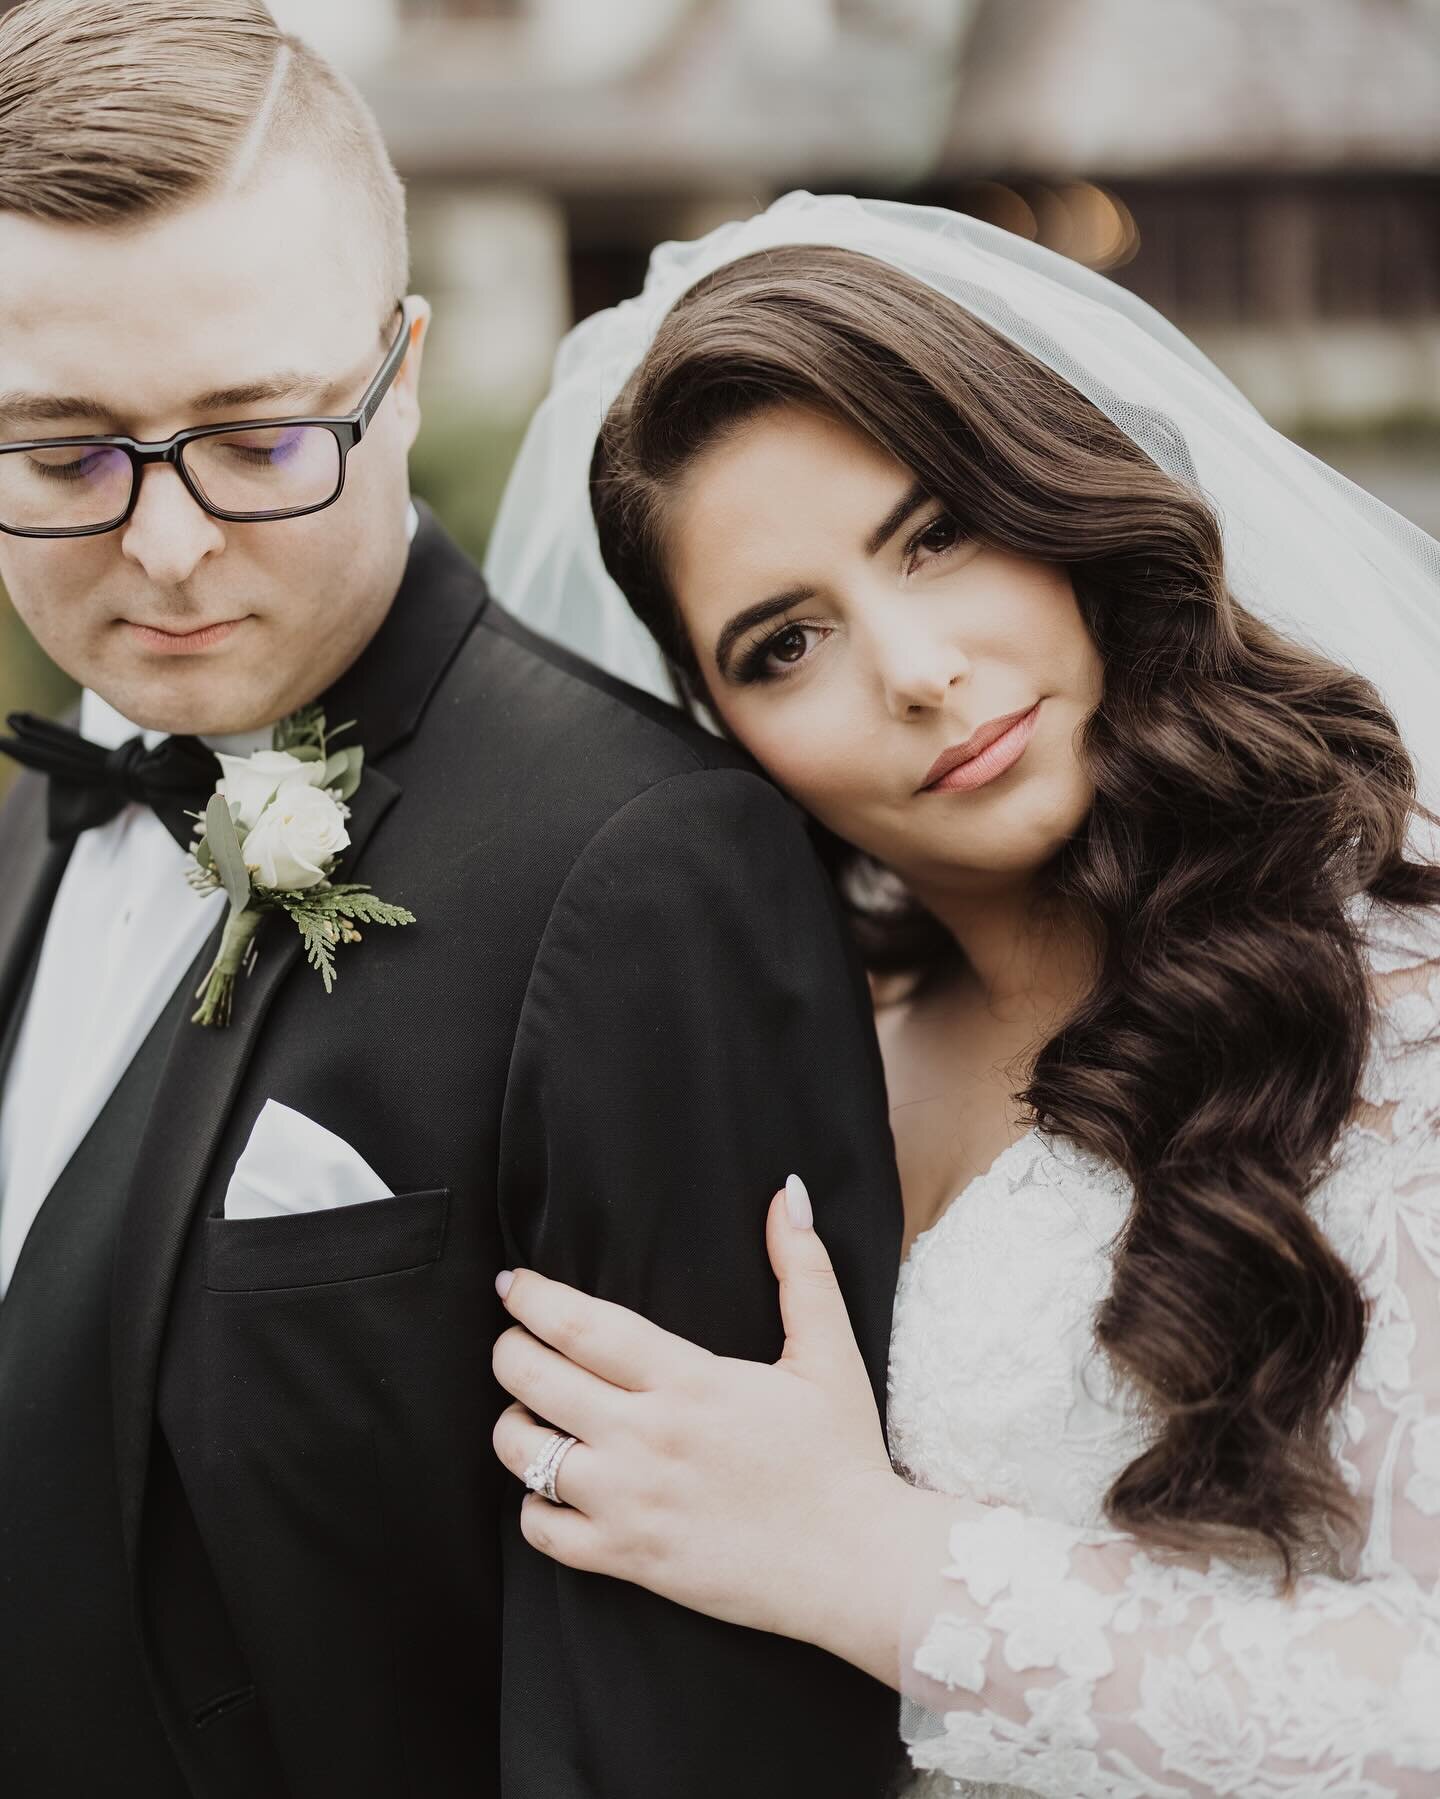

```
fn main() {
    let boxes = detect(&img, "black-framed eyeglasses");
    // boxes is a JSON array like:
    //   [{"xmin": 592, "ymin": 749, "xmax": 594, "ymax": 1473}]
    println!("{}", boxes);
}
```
[{"xmin": 0, "ymin": 299, "xmax": 417, "ymax": 539}]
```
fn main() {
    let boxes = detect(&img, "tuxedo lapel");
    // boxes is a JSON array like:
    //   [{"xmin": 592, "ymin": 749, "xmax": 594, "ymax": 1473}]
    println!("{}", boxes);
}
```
[
  {"xmin": 323, "ymin": 501, "xmax": 492, "ymax": 764},
  {"xmin": 110, "ymin": 507, "xmax": 490, "ymax": 1568},
  {"xmin": 0, "ymin": 772, "xmax": 73, "ymax": 1089}
]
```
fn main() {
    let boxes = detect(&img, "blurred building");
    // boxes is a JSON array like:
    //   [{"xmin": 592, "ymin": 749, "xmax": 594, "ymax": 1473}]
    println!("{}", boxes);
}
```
[
  {"xmin": 279, "ymin": 1, "xmax": 1440, "ymax": 451},
  {"xmin": 4, "ymin": 0, "xmax": 1439, "ymax": 444},
  {"xmin": 929, "ymin": 0, "xmax": 1440, "ymax": 441},
  {"xmin": 279, "ymin": 0, "xmax": 975, "ymax": 413}
]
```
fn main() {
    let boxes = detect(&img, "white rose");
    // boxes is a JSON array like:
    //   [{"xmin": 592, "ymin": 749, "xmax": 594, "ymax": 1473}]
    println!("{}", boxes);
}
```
[
  {"xmin": 242, "ymin": 785, "xmax": 351, "ymax": 891},
  {"xmin": 215, "ymin": 749, "xmax": 328, "ymax": 832}
]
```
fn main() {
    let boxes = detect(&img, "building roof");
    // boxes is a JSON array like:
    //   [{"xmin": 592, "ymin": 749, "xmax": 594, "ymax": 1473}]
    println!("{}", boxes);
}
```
[
  {"xmin": 362, "ymin": 0, "xmax": 973, "ymax": 189},
  {"xmin": 943, "ymin": 0, "xmax": 1440, "ymax": 177}
]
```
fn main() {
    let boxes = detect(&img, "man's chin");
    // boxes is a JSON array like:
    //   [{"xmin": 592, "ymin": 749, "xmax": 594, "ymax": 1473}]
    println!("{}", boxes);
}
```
[{"xmin": 93, "ymin": 669, "xmax": 284, "ymax": 740}]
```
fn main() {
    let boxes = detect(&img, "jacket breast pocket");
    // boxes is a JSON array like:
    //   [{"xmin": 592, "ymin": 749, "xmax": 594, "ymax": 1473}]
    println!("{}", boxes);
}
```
[{"xmin": 203, "ymin": 1188, "xmax": 451, "ymax": 1292}]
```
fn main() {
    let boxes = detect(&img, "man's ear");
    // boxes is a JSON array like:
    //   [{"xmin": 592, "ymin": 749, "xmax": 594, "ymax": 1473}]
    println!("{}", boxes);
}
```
[{"xmin": 394, "ymin": 294, "xmax": 432, "ymax": 450}]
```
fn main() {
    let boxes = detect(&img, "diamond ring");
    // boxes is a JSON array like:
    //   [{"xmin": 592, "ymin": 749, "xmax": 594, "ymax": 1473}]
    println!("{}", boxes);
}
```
[{"xmin": 520, "ymin": 1430, "xmax": 579, "ymax": 1506}]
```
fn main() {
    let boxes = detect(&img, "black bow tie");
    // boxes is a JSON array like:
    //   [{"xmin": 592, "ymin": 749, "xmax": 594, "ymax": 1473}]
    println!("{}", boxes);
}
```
[{"xmin": 0, "ymin": 711, "xmax": 220, "ymax": 851}]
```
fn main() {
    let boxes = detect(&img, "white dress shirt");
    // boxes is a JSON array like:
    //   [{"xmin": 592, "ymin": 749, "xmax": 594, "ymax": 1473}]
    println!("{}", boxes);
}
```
[
  {"xmin": 0, "ymin": 504, "xmax": 420, "ymax": 1297},
  {"xmin": 0, "ymin": 695, "xmax": 272, "ymax": 1296}
]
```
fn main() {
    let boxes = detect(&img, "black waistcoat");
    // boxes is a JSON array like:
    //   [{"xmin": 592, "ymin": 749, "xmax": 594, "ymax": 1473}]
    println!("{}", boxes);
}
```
[{"xmin": 0, "ymin": 969, "xmax": 193, "ymax": 1795}]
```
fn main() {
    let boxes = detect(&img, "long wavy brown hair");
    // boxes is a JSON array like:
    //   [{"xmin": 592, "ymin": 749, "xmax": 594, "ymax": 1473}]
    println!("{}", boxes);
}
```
[{"xmin": 590, "ymin": 245, "xmax": 1440, "ymax": 1576}]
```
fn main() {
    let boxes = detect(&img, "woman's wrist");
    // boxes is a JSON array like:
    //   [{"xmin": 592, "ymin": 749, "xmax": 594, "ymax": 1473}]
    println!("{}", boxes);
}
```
[{"xmin": 798, "ymin": 1470, "xmax": 968, "ymax": 1691}]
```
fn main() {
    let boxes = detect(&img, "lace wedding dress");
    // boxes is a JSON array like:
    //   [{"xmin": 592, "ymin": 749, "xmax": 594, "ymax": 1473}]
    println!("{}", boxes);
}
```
[{"xmin": 885, "ymin": 896, "xmax": 1440, "ymax": 1798}]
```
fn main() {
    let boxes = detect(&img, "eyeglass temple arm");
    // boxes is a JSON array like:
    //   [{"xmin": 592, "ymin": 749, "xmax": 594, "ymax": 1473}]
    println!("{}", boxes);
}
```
[{"xmin": 358, "ymin": 300, "xmax": 418, "ymax": 435}]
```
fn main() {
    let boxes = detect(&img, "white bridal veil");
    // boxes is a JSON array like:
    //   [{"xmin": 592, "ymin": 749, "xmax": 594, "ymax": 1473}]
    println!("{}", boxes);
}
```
[{"xmin": 485, "ymin": 190, "xmax": 1440, "ymax": 819}]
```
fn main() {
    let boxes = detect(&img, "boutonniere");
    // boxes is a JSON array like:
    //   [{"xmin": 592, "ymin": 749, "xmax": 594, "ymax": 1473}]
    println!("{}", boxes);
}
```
[{"xmin": 186, "ymin": 704, "xmax": 416, "ymax": 1028}]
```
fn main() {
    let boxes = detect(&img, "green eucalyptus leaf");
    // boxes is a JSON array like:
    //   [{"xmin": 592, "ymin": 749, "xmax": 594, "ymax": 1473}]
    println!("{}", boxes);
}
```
[
  {"xmin": 206, "ymin": 793, "xmax": 253, "ymax": 913},
  {"xmin": 194, "ymin": 836, "xmax": 215, "ymax": 872},
  {"xmin": 334, "ymin": 746, "xmax": 364, "ymax": 801},
  {"xmin": 289, "ymin": 743, "xmax": 324, "ymax": 763}
]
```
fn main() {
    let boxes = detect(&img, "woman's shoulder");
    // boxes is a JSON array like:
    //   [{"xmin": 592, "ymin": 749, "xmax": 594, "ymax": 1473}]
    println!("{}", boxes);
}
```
[
  {"xmin": 1349, "ymin": 894, "xmax": 1440, "ymax": 1097},
  {"xmin": 1349, "ymin": 888, "xmax": 1440, "ymax": 984},
  {"xmin": 1273, "ymin": 899, "xmax": 1440, "ymax": 1395},
  {"xmin": 1326, "ymin": 893, "xmax": 1440, "ymax": 1202}
]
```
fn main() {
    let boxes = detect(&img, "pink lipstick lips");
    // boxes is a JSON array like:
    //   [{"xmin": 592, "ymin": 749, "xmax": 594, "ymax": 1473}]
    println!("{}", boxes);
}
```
[{"xmin": 918, "ymin": 703, "xmax": 1041, "ymax": 794}]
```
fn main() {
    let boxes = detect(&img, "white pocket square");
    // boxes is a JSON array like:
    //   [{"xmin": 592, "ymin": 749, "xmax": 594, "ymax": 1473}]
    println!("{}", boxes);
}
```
[{"xmin": 223, "ymin": 1099, "xmax": 395, "ymax": 1221}]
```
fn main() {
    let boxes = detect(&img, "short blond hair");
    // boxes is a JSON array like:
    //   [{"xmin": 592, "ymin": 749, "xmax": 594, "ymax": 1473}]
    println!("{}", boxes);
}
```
[{"xmin": 0, "ymin": 0, "xmax": 409, "ymax": 316}]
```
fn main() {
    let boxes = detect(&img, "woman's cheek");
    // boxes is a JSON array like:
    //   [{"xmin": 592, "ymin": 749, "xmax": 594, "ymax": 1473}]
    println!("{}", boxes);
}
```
[
  {"xmin": 747, "ymin": 732, "xmax": 844, "ymax": 816},
  {"xmin": 720, "ymin": 679, "xmax": 840, "ymax": 795}
]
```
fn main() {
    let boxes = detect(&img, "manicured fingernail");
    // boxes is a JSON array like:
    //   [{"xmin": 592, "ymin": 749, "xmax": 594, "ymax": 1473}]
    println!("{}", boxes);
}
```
[
  {"xmin": 784, "ymin": 1173, "xmax": 813, "ymax": 1230},
  {"xmin": 495, "ymin": 1270, "xmax": 515, "ymax": 1300}
]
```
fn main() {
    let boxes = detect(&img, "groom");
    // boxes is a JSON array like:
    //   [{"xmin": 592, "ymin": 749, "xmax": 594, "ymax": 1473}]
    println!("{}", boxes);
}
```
[{"xmin": 0, "ymin": 4, "xmax": 905, "ymax": 1796}]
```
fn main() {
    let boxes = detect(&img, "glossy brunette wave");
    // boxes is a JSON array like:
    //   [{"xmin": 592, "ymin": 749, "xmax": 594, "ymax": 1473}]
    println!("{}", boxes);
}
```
[{"xmin": 590, "ymin": 245, "xmax": 1440, "ymax": 1575}]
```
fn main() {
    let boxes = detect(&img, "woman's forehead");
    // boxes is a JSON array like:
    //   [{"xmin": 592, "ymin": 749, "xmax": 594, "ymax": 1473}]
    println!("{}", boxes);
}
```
[
  {"xmin": 666, "ymin": 410, "xmax": 918, "ymax": 631},
  {"xmin": 673, "ymin": 408, "xmax": 910, "ymax": 546}
]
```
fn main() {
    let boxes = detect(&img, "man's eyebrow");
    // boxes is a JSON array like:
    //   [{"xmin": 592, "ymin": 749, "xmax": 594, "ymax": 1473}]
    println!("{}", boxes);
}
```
[
  {"xmin": 0, "ymin": 371, "xmax": 345, "ymax": 437},
  {"xmin": 0, "ymin": 392, "xmax": 118, "ymax": 432},
  {"xmin": 187, "ymin": 372, "xmax": 340, "ymax": 413},
  {"xmin": 713, "ymin": 585, "xmax": 816, "ymax": 676},
  {"xmin": 864, "ymin": 479, "xmax": 931, "ymax": 557}
]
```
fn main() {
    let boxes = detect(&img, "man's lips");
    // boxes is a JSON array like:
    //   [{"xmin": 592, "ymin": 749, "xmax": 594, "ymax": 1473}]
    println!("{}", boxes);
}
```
[
  {"xmin": 124, "ymin": 617, "xmax": 248, "ymax": 653},
  {"xmin": 918, "ymin": 704, "xmax": 1039, "ymax": 792}
]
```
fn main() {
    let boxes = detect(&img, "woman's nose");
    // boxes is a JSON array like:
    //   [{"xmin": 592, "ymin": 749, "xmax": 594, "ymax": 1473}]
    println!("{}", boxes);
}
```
[{"xmin": 872, "ymin": 620, "xmax": 971, "ymax": 719}]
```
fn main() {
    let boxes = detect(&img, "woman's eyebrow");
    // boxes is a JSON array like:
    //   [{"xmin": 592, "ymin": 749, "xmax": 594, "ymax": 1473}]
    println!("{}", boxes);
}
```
[
  {"xmin": 864, "ymin": 479, "xmax": 930, "ymax": 556},
  {"xmin": 713, "ymin": 584, "xmax": 815, "ymax": 675},
  {"xmin": 710, "ymin": 483, "xmax": 934, "ymax": 676}
]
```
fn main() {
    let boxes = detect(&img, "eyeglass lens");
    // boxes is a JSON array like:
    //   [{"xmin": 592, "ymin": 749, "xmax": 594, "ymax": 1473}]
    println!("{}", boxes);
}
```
[{"xmin": 0, "ymin": 425, "xmax": 343, "ymax": 532}]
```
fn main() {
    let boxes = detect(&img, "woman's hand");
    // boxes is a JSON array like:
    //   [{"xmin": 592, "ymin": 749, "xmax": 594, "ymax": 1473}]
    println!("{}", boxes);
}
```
[{"xmin": 491, "ymin": 1175, "xmax": 936, "ymax": 1674}]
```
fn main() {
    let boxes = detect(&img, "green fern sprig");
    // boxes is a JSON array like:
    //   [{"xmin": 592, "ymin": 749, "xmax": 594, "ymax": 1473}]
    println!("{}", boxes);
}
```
[
  {"xmin": 272, "ymin": 704, "xmax": 357, "ymax": 761},
  {"xmin": 269, "ymin": 883, "xmax": 416, "ymax": 928},
  {"xmin": 266, "ymin": 884, "xmax": 418, "ymax": 994},
  {"xmin": 291, "ymin": 907, "xmax": 341, "ymax": 992}
]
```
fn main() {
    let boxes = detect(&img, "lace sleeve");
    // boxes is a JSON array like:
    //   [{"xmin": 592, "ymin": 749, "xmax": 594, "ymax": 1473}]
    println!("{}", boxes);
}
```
[{"xmin": 898, "ymin": 946, "xmax": 1440, "ymax": 1797}]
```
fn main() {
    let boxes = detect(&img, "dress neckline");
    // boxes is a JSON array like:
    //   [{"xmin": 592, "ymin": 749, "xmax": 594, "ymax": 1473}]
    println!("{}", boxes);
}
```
[{"xmin": 902, "ymin": 1124, "xmax": 1042, "ymax": 1267}]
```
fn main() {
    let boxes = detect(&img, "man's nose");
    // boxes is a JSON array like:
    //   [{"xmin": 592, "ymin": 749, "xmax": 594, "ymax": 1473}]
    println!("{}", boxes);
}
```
[{"xmin": 118, "ymin": 463, "xmax": 226, "ymax": 586}]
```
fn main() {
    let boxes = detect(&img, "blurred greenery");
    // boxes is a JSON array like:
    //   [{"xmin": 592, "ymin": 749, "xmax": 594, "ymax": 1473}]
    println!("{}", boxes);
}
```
[
  {"xmin": 0, "ymin": 585, "xmax": 79, "ymax": 764},
  {"xmin": 0, "ymin": 410, "xmax": 528, "ymax": 799},
  {"xmin": 410, "ymin": 409, "xmax": 530, "ymax": 571}
]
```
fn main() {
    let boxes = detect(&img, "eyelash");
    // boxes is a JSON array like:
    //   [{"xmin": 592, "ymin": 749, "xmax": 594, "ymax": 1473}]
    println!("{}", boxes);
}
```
[{"xmin": 733, "ymin": 510, "xmax": 970, "ymax": 684}]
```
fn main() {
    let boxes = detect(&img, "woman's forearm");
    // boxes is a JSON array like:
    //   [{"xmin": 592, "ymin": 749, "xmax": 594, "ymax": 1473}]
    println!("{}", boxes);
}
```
[{"xmin": 794, "ymin": 1473, "xmax": 977, "ymax": 1690}]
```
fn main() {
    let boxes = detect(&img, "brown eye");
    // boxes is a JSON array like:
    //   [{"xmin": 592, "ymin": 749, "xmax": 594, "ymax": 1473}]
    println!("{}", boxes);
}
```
[
  {"xmin": 734, "ymin": 620, "xmax": 826, "ymax": 682},
  {"xmin": 914, "ymin": 514, "xmax": 964, "ymax": 558}
]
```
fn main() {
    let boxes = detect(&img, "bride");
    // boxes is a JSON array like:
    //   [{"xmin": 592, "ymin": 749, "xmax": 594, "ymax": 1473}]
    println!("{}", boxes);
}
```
[{"xmin": 483, "ymin": 194, "xmax": 1440, "ymax": 1796}]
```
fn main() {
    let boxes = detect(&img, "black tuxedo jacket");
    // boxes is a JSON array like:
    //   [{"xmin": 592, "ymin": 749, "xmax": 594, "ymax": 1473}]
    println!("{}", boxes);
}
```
[{"xmin": 0, "ymin": 509, "xmax": 905, "ymax": 1797}]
